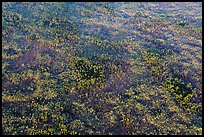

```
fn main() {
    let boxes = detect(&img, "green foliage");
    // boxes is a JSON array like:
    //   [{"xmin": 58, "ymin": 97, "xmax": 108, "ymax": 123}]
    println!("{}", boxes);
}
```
[
  {"xmin": 164, "ymin": 77, "xmax": 197, "ymax": 111},
  {"xmin": 166, "ymin": 77, "xmax": 193, "ymax": 97},
  {"xmin": 72, "ymin": 57, "xmax": 107, "ymax": 91},
  {"xmin": 142, "ymin": 50, "xmax": 171, "ymax": 82},
  {"xmin": 75, "ymin": 59, "xmax": 105, "ymax": 80}
]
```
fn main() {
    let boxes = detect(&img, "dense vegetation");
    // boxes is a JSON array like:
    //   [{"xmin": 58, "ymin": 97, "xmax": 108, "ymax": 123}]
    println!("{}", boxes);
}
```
[{"xmin": 2, "ymin": 2, "xmax": 202, "ymax": 135}]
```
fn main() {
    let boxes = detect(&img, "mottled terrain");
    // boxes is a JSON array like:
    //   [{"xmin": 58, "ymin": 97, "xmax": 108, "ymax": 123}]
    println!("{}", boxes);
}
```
[{"xmin": 2, "ymin": 2, "xmax": 202, "ymax": 135}]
